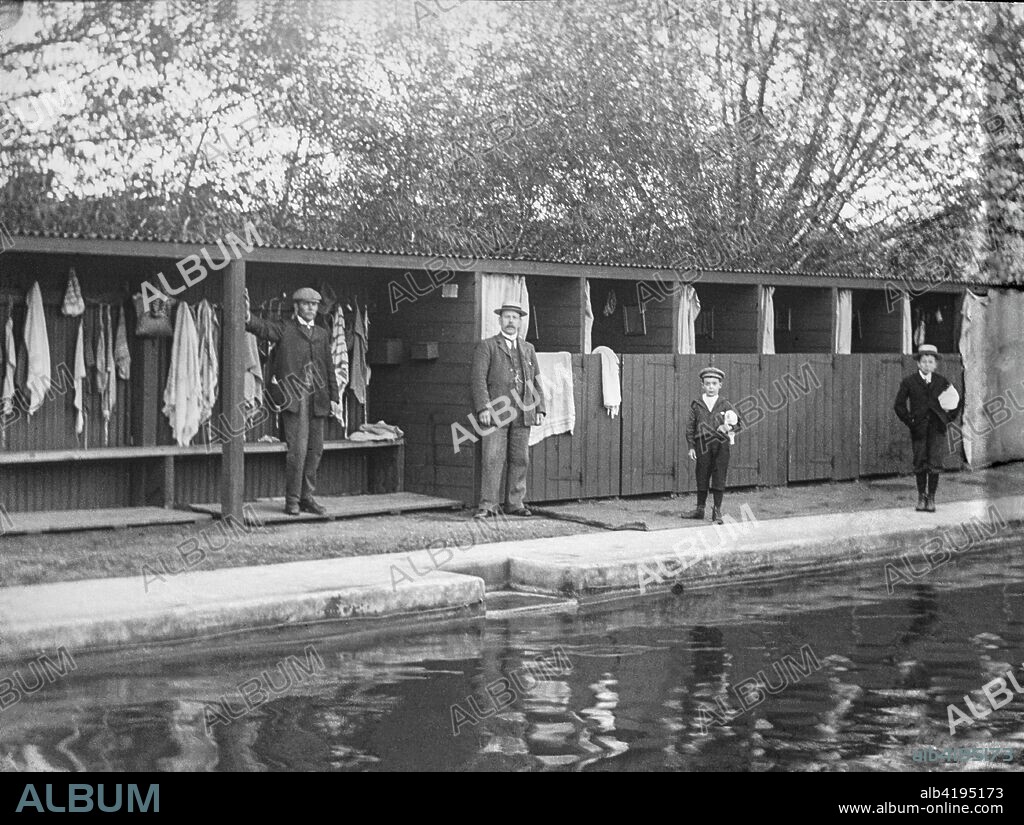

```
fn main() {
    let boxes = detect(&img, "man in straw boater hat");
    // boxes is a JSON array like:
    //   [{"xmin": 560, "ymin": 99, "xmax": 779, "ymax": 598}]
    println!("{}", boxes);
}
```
[
  {"xmin": 684, "ymin": 366, "xmax": 740, "ymax": 524},
  {"xmin": 470, "ymin": 301, "xmax": 546, "ymax": 518},
  {"xmin": 246, "ymin": 287, "xmax": 338, "ymax": 516},
  {"xmin": 893, "ymin": 343, "xmax": 962, "ymax": 512}
]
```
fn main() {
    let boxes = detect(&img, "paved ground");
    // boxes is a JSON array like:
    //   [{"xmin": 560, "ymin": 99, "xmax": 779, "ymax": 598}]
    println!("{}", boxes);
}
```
[
  {"xmin": 531, "ymin": 462, "xmax": 1024, "ymax": 530},
  {"xmin": 1, "ymin": 463, "xmax": 1021, "ymax": 587},
  {"xmin": 2, "ymin": 493, "xmax": 1020, "ymax": 662}
]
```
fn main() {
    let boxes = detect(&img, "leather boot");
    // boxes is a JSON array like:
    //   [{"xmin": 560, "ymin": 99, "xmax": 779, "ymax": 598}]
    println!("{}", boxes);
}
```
[
  {"xmin": 711, "ymin": 506, "xmax": 723, "ymax": 524},
  {"xmin": 915, "ymin": 494, "xmax": 927, "ymax": 512},
  {"xmin": 686, "ymin": 506, "xmax": 706, "ymax": 520},
  {"xmin": 924, "ymin": 495, "xmax": 936, "ymax": 513}
]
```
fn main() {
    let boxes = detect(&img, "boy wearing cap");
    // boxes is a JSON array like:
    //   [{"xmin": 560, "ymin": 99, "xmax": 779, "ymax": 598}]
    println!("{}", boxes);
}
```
[
  {"xmin": 470, "ymin": 302, "xmax": 546, "ymax": 518},
  {"xmin": 893, "ymin": 344, "xmax": 961, "ymax": 512},
  {"xmin": 685, "ymin": 367, "xmax": 740, "ymax": 524},
  {"xmin": 246, "ymin": 287, "xmax": 338, "ymax": 516}
]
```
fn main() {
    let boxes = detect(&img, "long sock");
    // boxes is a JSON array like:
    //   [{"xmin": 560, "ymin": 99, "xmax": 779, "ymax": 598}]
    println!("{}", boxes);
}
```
[
  {"xmin": 696, "ymin": 490, "xmax": 708, "ymax": 508},
  {"xmin": 712, "ymin": 490, "xmax": 724, "ymax": 509},
  {"xmin": 927, "ymin": 473, "xmax": 939, "ymax": 496},
  {"xmin": 915, "ymin": 472, "xmax": 927, "ymax": 495}
]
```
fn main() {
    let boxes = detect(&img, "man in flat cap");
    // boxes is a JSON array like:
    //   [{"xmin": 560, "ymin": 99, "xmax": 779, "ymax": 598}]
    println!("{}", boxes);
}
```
[
  {"xmin": 470, "ymin": 302, "xmax": 546, "ymax": 518},
  {"xmin": 893, "ymin": 343, "xmax": 961, "ymax": 512},
  {"xmin": 684, "ymin": 366, "xmax": 740, "ymax": 524},
  {"xmin": 246, "ymin": 287, "xmax": 338, "ymax": 515}
]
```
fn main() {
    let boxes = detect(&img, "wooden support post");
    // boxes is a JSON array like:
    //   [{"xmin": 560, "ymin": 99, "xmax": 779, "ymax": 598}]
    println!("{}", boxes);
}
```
[
  {"xmin": 221, "ymin": 258, "xmax": 246, "ymax": 521},
  {"xmin": 830, "ymin": 287, "xmax": 839, "ymax": 353},
  {"xmin": 579, "ymin": 275, "xmax": 588, "ymax": 354},
  {"xmin": 163, "ymin": 455, "xmax": 175, "ymax": 509}
]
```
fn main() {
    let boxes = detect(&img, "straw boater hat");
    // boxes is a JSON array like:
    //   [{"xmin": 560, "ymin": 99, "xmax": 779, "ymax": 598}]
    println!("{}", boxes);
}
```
[
  {"xmin": 913, "ymin": 344, "xmax": 941, "ymax": 361},
  {"xmin": 699, "ymin": 367, "xmax": 725, "ymax": 382},
  {"xmin": 292, "ymin": 287, "xmax": 322, "ymax": 303},
  {"xmin": 494, "ymin": 301, "xmax": 528, "ymax": 316}
]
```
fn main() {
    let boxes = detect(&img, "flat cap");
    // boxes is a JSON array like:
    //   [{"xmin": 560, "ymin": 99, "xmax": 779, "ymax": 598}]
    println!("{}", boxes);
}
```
[
  {"xmin": 292, "ymin": 287, "xmax": 322, "ymax": 303},
  {"xmin": 699, "ymin": 367, "xmax": 725, "ymax": 382}
]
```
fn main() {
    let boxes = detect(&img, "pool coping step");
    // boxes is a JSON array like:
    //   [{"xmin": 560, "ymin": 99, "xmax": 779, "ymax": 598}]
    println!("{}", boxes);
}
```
[{"xmin": 0, "ymin": 495, "xmax": 1020, "ymax": 662}]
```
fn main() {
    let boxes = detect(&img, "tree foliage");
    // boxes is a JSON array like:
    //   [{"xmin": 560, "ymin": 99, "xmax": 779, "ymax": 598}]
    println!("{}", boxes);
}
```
[{"xmin": 0, "ymin": 0, "xmax": 1019, "ymax": 280}]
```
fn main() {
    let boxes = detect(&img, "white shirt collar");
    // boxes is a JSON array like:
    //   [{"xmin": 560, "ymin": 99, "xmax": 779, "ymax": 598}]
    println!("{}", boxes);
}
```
[
  {"xmin": 919, "ymin": 370, "xmax": 931, "ymax": 384},
  {"xmin": 702, "ymin": 394, "xmax": 717, "ymax": 411},
  {"xmin": 296, "ymin": 316, "xmax": 314, "ymax": 329},
  {"xmin": 501, "ymin": 333, "xmax": 517, "ymax": 349}
]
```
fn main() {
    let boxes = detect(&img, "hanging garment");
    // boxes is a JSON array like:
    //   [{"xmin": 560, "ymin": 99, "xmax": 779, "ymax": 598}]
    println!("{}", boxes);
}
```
[
  {"xmin": 603, "ymin": 289, "xmax": 617, "ymax": 317},
  {"xmin": 330, "ymin": 303, "xmax": 349, "ymax": 427},
  {"xmin": 478, "ymin": 273, "xmax": 530, "ymax": 340},
  {"xmin": 73, "ymin": 319, "xmax": 87, "ymax": 435},
  {"xmin": 243, "ymin": 331, "xmax": 263, "ymax": 418},
  {"xmin": 114, "ymin": 305, "xmax": 131, "ymax": 380},
  {"xmin": 583, "ymin": 280, "xmax": 594, "ymax": 355},
  {"xmin": 913, "ymin": 313, "xmax": 926, "ymax": 347},
  {"xmin": 529, "ymin": 351, "xmax": 575, "ymax": 446},
  {"xmin": 901, "ymin": 293, "xmax": 913, "ymax": 355},
  {"xmin": 834, "ymin": 289, "xmax": 852, "ymax": 354},
  {"xmin": 61, "ymin": 268, "xmax": 85, "ymax": 317},
  {"xmin": 758, "ymin": 286, "xmax": 776, "ymax": 355},
  {"xmin": 163, "ymin": 302, "xmax": 203, "ymax": 447},
  {"xmin": 350, "ymin": 305, "xmax": 370, "ymax": 406},
  {"xmin": 592, "ymin": 345, "xmax": 621, "ymax": 418},
  {"xmin": 675, "ymin": 284, "xmax": 701, "ymax": 354},
  {"xmin": 23, "ymin": 281, "xmax": 51, "ymax": 416},
  {"xmin": 94, "ymin": 304, "xmax": 108, "ymax": 397},
  {"xmin": 1, "ymin": 313, "xmax": 15, "ymax": 418},
  {"xmin": 101, "ymin": 305, "xmax": 116, "ymax": 444},
  {"xmin": 195, "ymin": 299, "xmax": 219, "ymax": 426}
]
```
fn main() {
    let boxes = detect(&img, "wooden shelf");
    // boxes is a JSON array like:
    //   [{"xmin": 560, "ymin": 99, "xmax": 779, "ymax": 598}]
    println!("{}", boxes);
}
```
[{"xmin": 0, "ymin": 439, "xmax": 403, "ymax": 465}]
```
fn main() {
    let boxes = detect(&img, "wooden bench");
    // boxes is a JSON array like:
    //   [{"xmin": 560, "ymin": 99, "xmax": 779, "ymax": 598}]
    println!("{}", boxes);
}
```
[{"xmin": 0, "ymin": 440, "xmax": 405, "ymax": 507}]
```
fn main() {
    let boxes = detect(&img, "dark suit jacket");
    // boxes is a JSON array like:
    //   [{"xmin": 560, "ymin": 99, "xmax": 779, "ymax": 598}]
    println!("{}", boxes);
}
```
[
  {"xmin": 685, "ymin": 396, "xmax": 741, "ymax": 450},
  {"xmin": 893, "ymin": 370, "xmax": 958, "ymax": 435},
  {"xmin": 470, "ymin": 335, "xmax": 546, "ymax": 426},
  {"xmin": 246, "ymin": 316, "xmax": 338, "ymax": 417}
]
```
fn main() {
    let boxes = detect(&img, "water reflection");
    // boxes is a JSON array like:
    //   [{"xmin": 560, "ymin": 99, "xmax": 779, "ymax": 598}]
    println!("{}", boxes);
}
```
[{"xmin": 1, "ymin": 546, "xmax": 1023, "ymax": 772}]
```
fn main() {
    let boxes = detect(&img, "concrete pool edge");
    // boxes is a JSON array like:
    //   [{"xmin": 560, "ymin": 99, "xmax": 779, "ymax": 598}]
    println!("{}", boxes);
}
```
[{"xmin": 0, "ymin": 495, "xmax": 1020, "ymax": 661}]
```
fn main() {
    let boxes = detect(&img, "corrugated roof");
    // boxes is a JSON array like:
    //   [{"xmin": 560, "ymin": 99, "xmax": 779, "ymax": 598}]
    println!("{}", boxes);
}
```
[{"xmin": 8, "ymin": 227, "xmax": 987, "ymax": 285}]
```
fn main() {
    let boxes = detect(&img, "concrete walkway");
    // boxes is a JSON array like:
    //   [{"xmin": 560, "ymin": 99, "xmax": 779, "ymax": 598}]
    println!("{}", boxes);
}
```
[{"xmin": 1, "ymin": 495, "xmax": 1021, "ymax": 662}]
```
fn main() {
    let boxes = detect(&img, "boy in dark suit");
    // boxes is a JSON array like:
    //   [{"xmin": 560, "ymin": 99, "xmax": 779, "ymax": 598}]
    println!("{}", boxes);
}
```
[
  {"xmin": 685, "ymin": 367, "xmax": 740, "ymax": 524},
  {"xmin": 893, "ymin": 343, "xmax": 960, "ymax": 512}
]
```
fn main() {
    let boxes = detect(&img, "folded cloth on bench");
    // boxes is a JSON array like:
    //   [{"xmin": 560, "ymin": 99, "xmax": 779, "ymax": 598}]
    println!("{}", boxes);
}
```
[
  {"xmin": 348, "ymin": 421, "xmax": 404, "ymax": 441},
  {"xmin": 530, "ymin": 351, "xmax": 574, "ymax": 446}
]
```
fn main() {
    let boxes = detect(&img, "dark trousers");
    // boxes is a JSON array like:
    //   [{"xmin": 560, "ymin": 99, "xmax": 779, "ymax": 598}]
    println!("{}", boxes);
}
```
[
  {"xmin": 911, "ymin": 421, "xmax": 945, "ymax": 474},
  {"xmin": 281, "ymin": 393, "xmax": 325, "ymax": 504},
  {"xmin": 480, "ymin": 421, "xmax": 530, "ymax": 512},
  {"xmin": 695, "ymin": 438, "xmax": 730, "ymax": 491}
]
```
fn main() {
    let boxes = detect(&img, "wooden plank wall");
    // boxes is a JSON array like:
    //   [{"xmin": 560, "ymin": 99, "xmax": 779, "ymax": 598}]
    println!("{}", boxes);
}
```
[
  {"xmin": 832, "ymin": 355, "xmax": 861, "ymax": 480},
  {"xmin": 772, "ymin": 286, "xmax": 833, "ymax": 354},
  {"xmin": 852, "ymin": 289, "xmax": 903, "ymax": 353},
  {"xmin": 785, "ymin": 354, "xmax": 833, "ymax": 482},
  {"xmin": 694, "ymin": 284, "xmax": 759, "ymax": 354},
  {"xmin": 370, "ymin": 271, "xmax": 478, "ymax": 505},
  {"xmin": 579, "ymin": 354, "xmax": 621, "ymax": 499},
  {"xmin": 620, "ymin": 355, "xmax": 676, "ymax": 495},
  {"xmin": 755, "ymin": 356, "xmax": 790, "ymax": 487},
  {"xmin": 525, "ymin": 276, "xmax": 580, "ymax": 352},
  {"xmin": 588, "ymin": 279, "xmax": 674, "ymax": 354},
  {"xmin": 860, "ymin": 354, "xmax": 913, "ymax": 476},
  {"xmin": 526, "ymin": 356, "xmax": 584, "ymax": 501},
  {"xmin": 524, "ymin": 353, "xmax": 966, "ymax": 503},
  {"xmin": 711, "ymin": 354, "xmax": 761, "ymax": 487}
]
